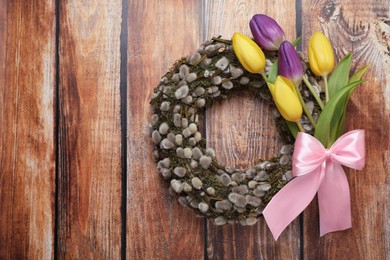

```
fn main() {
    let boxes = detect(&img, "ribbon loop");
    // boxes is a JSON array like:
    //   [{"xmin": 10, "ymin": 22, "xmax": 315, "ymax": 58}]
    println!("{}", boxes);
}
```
[
  {"xmin": 263, "ymin": 130, "xmax": 365, "ymax": 240},
  {"xmin": 329, "ymin": 130, "xmax": 366, "ymax": 169}
]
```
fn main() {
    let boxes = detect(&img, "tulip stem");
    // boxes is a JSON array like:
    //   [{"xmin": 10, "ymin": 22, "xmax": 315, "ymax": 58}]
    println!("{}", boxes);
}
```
[
  {"xmin": 296, "ymin": 121, "xmax": 305, "ymax": 132},
  {"xmin": 323, "ymin": 75, "xmax": 329, "ymax": 103},
  {"xmin": 302, "ymin": 75, "xmax": 324, "ymax": 110},
  {"xmin": 295, "ymin": 85, "xmax": 317, "ymax": 128},
  {"xmin": 260, "ymin": 72, "xmax": 268, "ymax": 82}
]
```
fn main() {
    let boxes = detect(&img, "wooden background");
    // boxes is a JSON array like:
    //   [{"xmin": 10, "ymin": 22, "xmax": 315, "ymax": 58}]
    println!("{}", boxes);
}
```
[{"xmin": 1, "ymin": 0, "xmax": 389, "ymax": 259}]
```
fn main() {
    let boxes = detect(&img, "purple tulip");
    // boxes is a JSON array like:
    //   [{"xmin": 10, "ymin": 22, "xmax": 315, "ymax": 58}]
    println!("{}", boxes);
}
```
[
  {"xmin": 249, "ymin": 14, "xmax": 285, "ymax": 51},
  {"xmin": 278, "ymin": 41, "xmax": 303, "ymax": 85}
]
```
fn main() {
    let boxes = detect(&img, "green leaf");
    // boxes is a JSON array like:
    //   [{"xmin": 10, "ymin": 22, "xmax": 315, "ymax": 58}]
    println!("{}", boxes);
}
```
[
  {"xmin": 292, "ymin": 36, "xmax": 301, "ymax": 47},
  {"xmin": 345, "ymin": 65, "xmax": 369, "ymax": 102},
  {"xmin": 328, "ymin": 53, "xmax": 352, "ymax": 99},
  {"xmin": 331, "ymin": 67, "xmax": 368, "ymax": 142},
  {"xmin": 268, "ymin": 60, "xmax": 278, "ymax": 83},
  {"xmin": 314, "ymin": 80, "xmax": 364, "ymax": 147},
  {"xmin": 327, "ymin": 94, "xmax": 348, "ymax": 143},
  {"xmin": 349, "ymin": 64, "xmax": 369, "ymax": 84},
  {"xmin": 286, "ymin": 120, "xmax": 299, "ymax": 139},
  {"xmin": 332, "ymin": 65, "xmax": 369, "ymax": 139},
  {"xmin": 333, "ymin": 110, "xmax": 346, "ymax": 141}
]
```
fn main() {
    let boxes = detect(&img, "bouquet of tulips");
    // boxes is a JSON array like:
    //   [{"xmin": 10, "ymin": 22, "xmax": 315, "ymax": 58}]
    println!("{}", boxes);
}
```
[
  {"xmin": 233, "ymin": 14, "xmax": 368, "ymax": 147},
  {"xmin": 232, "ymin": 14, "xmax": 368, "ymax": 240}
]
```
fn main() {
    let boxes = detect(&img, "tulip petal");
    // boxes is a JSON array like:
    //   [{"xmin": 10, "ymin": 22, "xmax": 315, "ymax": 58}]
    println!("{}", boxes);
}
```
[
  {"xmin": 250, "ymin": 14, "xmax": 285, "ymax": 51},
  {"xmin": 308, "ymin": 46, "xmax": 322, "ymax": 76},
  {"xmin": 272, "ymin": 76, "xmax": 302, "ymax": 122},
  {"xmin": 278, "ymin": 41, "xmax": 303, "ymax": 85},
  {"xmin": 232, "ymin": 33, "xmax": 266, "ymax": 74},
  {"xmin": 274, "ymin": 86, "xmax": 302, "ymax": 122},
  {"xmin": 308, "ymin": 32, "xmax": 334, "ymax": 76}
]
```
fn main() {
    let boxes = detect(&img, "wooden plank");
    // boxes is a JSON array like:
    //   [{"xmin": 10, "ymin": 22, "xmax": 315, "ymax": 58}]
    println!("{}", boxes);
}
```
[
  {"xmin": 126, "ymin": 0, "xmax": 205, "ymax": 259},
  {"xmin": 57, "ymin": 1, "xmax": 123, "ymax": 258},
  {"xmin": 302, "ymin": 1, "xmax": 390, "ymax": 259},
  {"xmin": 204, "ymin": 1, "xmax": 301, "ymax": 259},
  {"xmin": 0, "ymin": 0, "xmax": 56, "ymax": 259}
]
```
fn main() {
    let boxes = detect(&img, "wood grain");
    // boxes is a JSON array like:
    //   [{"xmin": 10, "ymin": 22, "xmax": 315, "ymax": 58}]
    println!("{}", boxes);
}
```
[
  {"xmin": 126, "ymin": 0, "xmax": 205, "ymax": 259},
  {"xmin": 204, "ymin": 0, "xmax": 300, "ymax": 259},
  {"xmin": 57, "ymin": 0, "xmax": 122, "ymax": 258},
  {"xmin": 302, "ymin": 1, "xmax": 390, "ymax": 259},
  {"xmin": 1, "ymin": 0, "xmax": 389, "ymax": 258},
  {"xmin": 0, "ymin": 0, "xmax": 56, "ymax": 259}
]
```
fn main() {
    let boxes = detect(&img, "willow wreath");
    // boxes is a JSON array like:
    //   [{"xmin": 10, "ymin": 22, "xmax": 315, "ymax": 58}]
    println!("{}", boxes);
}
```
[{"xmin": 148, "ymin": 36, "xmax": 322, "ymax": 226}]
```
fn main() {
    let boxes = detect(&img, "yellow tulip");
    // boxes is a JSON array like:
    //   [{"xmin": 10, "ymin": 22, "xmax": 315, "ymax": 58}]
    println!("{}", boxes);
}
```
[
  {"xmin": 308, "ymin": 32, "xmax": 334, "ymax": 76},
  {"xmin": 232, "ymin": 33, "xmax": 266, "ymax": 74},
  {"xmin": 268, "ymin": 76, "xmax": 302, "ymax": 122}
]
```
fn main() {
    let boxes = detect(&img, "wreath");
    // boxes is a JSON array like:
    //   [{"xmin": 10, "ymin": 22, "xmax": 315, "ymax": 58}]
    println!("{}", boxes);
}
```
[{"xmin": 149, "ymin": 14, "xmax": 367, "ymax": 237}]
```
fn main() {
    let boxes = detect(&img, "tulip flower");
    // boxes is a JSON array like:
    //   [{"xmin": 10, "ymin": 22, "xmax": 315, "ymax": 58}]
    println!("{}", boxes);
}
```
[
  {"xmin": 250, "ymin": 14, "xmax": 285, "ymax": 51},
  {"xmin": 232, "ymin": 33, "xmax": 266, "ymax": 74},
  {"xmin": 308, "ymin": 32, "xmax": 334, "ymax": 76},
  {"xmin": 278, "ymin": 41, "xmax": 303, "ymax": 85},
  {"xmin": 308, "ymin": 32, "xmax": 335, "ymax": 103},
  {"xmin": 268, "ymin": 76, "xmax": 302, "ymax": 124},
  {"xmin": 278, "ymin": 41, "xmax": 317, "ymax": 127}
]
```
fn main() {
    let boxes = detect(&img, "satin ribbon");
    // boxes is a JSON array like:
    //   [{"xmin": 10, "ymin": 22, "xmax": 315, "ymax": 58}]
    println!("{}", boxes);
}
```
[{"xmin": 263, "ymin": 130, "xmax": 365, "ymax": 240}]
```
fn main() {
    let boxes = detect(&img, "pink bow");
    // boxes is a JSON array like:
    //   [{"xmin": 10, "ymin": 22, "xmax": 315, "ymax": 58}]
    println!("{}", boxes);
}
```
[{"xmin": 263, "ymin": 130, "xmax": 365, "ymax": 240}]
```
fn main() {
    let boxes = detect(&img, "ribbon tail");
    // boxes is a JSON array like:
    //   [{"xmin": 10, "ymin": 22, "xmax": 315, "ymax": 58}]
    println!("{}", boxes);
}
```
[
  {"xmin": 318, "ymin": 161, "xmax": 351, "ymax": 236},
  {"xmin": 263, "ymin": 172, "xmax": 322, "ymax": 240}
]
